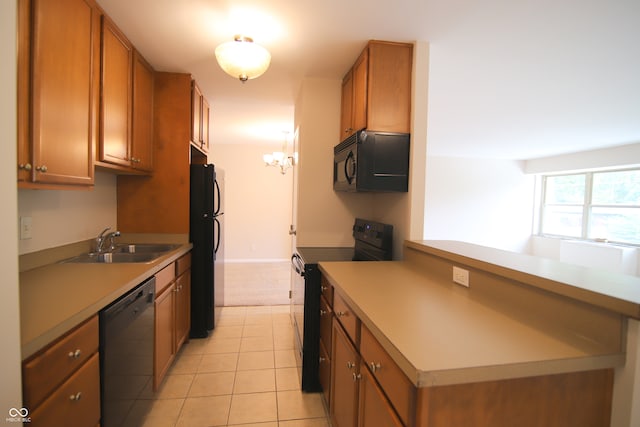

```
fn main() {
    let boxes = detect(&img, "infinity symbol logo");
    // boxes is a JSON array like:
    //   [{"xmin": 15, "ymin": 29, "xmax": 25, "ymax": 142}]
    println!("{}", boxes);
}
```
[{"xmin": 8, "ymin": 407, "xmax": 29, "ymax": 417}]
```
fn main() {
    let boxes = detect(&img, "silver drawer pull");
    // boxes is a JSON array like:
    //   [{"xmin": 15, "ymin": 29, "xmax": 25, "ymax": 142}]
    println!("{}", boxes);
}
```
[
  {"xmin": 346, "ymin": 361, "xmax": 355, "ymax": 369},
  {"xmin": 319, "ymin": 309, "xmax": 327, "ymax": 316},
  {"xmin": 69, "ymin": 392, "xmax": 82, "ymax": 401},
  {"xmin": 320, "ymin": 285, "xmax": 327, "ymax": 291},
  {"xmin": 68, "ymin": 349, "xmax": 81, "ymax": 359},
  {"xmin": 352, "ymin": 373, "xmax": 361, "ymax": 382},
  {"xmin": 336, "ymin": 311, "xmax": 347, "ymax": 317},
  {"xmin": 319, "ymin": 356, "xmax": 326, "ymax": 363},
  {"xmin": 370, "ymin": 362, "xmax": 381, "ymax": 372}
]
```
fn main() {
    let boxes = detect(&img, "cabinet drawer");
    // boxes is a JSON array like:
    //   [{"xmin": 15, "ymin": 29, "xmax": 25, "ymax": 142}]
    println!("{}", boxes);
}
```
[
  {"xmin": 155, "ymin": 262, "xmax": 176, "ymax": 293},
  {"xmin": 361, "ymin": 325, "xmax": 415, "ymax": 426},
  {"xmin": 29, "ymin": 352, "xmax": 101, "ymax": 427},
  {"xmin": 319, "ymin": 295, "xmax": 333, "ymax": 353},
  {"xmin": 320, "ymin": 275, "xmax": 334, "ymax": 306},
  {"xmin": 176, "ymin": 252, "xmax": 191, "ymax": 276},
  {"xmin": 334, "ymin": 292, "xmax": 359, "ymax": 347},
  {"xmin": 23, "ymin": 316, "xmax": 99, "ymax": 409}
]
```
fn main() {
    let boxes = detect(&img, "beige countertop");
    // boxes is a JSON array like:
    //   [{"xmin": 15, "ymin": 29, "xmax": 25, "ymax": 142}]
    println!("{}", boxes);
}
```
[
  {"xmin": 19, "ymin": 235, "xmax": 191, "ymax": 360},
  {"xmin": 407, "ymin": 240, "xmax": 640, "ymax": 319},
  {"xmin": 319, "ymin": 240, "xmax": 634, "ymax": 388}
]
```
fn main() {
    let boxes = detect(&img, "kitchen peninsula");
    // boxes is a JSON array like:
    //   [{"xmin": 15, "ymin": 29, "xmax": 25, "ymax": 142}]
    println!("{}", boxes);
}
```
[{"xmin": 319, "ymin": 240, "xmax": 640, "ymax": 426}]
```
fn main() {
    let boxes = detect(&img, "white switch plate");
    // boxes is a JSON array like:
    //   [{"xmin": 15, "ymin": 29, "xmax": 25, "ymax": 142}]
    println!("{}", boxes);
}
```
[
  {"xmin": 453, "ymin": 266, "xmax": 469, "ymax": 287},
  {"xmin": 20, "ymin": 216, "xmax": 33, "ymax": 240}
]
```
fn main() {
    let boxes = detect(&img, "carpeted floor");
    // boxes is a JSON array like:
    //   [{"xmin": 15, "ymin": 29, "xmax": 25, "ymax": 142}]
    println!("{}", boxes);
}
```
[{"xmin": 222, "ymin": 261, "xmax": 291, "ymax": 306}]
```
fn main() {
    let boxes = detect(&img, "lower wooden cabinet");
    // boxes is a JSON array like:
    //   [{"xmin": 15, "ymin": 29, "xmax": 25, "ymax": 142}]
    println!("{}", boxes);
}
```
[
  {"xmin": 319, "ymin": 339, "xmax": 332, "ymax": 405},
  {"xmin": 29, "ymin": 353, "xmax": 101, "ymax": 427},
  {"xmin": 358, "ymin": 360, "xmax": 404, "ymax": 427},
  {"xmin": 154, "ymin": 252, "xmax": 191, "ymax": 389},
  {"xmin": 22, "ymin": 316, "xmax": 100, "ymax": 427},
  {"xmin": 330, "ymin": 318, "xmax": 360, "ymax": 427}
]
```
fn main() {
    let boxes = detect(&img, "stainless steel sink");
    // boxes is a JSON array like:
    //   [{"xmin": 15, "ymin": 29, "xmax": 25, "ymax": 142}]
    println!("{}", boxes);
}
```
[
  {"xmin": 60, "ymin": 243, "xmax": 181, "ymax": 264},
  {"xmin": 64, "ymin": 252, "xmax": 161, "ymax": 264},
  {"xmin": 114, "ymin": 243, "xmax": 181, "ymax": 254}
]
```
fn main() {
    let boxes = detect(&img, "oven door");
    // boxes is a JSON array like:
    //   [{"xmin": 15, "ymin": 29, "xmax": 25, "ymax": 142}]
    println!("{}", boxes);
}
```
[{"xmin": 290, "ymin": 253, "xmax": 305, "ymax": 367}]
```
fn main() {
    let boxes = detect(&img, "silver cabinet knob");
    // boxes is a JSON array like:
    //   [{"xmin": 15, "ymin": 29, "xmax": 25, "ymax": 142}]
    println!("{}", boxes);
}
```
[
  {"xmin": 319, "ymin": 356, "xmax": 326, "ymax": 363},
  {"xmin": 352, "ymin": 372, "xmax": 361, "ymax": 382},
  {"xmin": 370, "ymin": 362, "xmax": 381, "ymax": 372},
  {"xmin": 336, "ymin": 311, "xmax": 347, "ymax": 317},
  {"xmin": 319, "ymin": 309, "xmax": 327, "ymax": 316},
  {"xmin": 68, "ymin": 349, "xmax": 81, "ymax": 359},
  {"xmin": 69, "ymin": 392, "xmax": 82, "ymax": 401},
  {"xmin": 346, "ymin": 361, "xmax": 355, "ymax": 369},
  {"xmin": 36, "ymin": 165, "xmax": 48, "ymax": 172},
  {"xmin": 18, "ymin": 163, "xmax": 32, "ymax": 171}
]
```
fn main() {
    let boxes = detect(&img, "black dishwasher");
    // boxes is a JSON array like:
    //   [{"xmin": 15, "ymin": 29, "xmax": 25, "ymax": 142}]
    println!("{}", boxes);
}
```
[{"xmin": 99, "ymin": 277, "xmax": 155, "ymax": 427}]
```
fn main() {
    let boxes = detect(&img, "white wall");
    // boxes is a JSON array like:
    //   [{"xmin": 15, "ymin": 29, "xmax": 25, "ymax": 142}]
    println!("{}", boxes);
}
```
[
  {"xmin": 1, "ymin": 0, "xmax": 23, "ymax": 415},
  {"xmin": 209, "ymin": 143, "xmax": 293, "ymax": 261},
  {"xmin": 294, "ymin": 78, "xmax": 374, "ymax": 247},
  {"xmin": 18, "ymin": 172, "xmax": 118, "ymax": 255},
  {"xmin": 423, "ymin": 156, "xmax": 535, "ymax": 253}
]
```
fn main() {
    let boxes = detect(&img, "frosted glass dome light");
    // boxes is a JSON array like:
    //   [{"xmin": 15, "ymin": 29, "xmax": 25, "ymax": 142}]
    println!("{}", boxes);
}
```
[{"xmin": 215, "ymin": 35, "xmax": 271, "ymax": 82}]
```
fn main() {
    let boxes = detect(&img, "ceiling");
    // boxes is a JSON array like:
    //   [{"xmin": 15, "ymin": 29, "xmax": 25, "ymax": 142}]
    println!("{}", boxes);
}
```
[{"xmin": 96, "ymin": 0, "xmax": 640, "ymax": 160}]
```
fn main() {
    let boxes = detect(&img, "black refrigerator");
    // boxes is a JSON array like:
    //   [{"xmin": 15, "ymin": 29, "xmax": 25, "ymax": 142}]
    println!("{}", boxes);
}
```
[{"xmin": 190, "ymin": 163, "xmax": 224, "ymax": 338}]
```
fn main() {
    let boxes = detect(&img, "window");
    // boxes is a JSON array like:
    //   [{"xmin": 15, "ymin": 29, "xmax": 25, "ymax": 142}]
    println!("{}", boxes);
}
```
[{"xmin": 539, "ymin": 168, "xmax": 640, "ymax": 245}]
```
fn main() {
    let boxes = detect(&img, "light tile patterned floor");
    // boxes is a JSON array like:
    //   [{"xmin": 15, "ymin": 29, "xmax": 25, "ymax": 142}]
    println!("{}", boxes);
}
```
[{"xmin": 136, "ymin": 305, "xmax": 331, "ymax": 426}]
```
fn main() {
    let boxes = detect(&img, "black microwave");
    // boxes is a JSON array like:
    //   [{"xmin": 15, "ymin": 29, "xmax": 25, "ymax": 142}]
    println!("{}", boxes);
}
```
[{"xmin": 333, "ymin": 130, "xmax": 410, "ymax": 192}]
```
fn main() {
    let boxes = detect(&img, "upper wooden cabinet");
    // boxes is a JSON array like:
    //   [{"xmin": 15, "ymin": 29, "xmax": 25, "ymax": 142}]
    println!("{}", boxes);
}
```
[
  {"xmin": 339, "ymin": 41, "xmax": 413, "ymax": 140},
  {"xmin": 131, "ymin": 51, "xmax": 155, "ymax": 172},
  {"xmin": 117, "ymin": 72, "xmax": 192, "ymax": 234},
  {"xmin": 98, "ymin": 16, "xmax": 154, "ymax": 173},
  {"xmin": 17, "ymin": 0, "xmax": 99, "ymax": 188},
  {"xmin": 191, "ymin": 80, "xmax": 210, "ymax": 154},
  {"xmin": 100, "ymin": 16, "xmax": 132, "ymax": 168}
]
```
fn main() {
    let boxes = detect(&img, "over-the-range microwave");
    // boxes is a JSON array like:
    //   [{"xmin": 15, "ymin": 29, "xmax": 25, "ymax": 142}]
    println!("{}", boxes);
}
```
[{"xmin": 333, "ymin": 129, "xmax": 410, "ymax": 192}]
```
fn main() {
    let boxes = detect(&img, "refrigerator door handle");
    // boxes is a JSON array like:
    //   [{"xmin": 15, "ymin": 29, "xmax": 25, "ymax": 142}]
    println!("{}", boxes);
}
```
[
  {"xmin": 214, "ymin": 217, "xmax": 221, "ymax": 254},
  {"xmin": 214, "ymin": 179, "xmax": 222, "ymax": 216}
]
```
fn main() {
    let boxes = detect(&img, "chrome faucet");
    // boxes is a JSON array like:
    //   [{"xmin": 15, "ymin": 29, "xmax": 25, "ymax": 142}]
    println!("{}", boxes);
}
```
[{"xmin": 94, "ymin": 227, "xmax": 121, "ymax": 253}]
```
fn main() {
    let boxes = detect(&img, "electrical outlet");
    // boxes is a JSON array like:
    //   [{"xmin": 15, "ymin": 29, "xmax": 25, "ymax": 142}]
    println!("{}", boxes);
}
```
[
  {"xmin": 20, "ymin": 216, "xmax": 33, "ymax": 240},
  {"xmin": 453, "ymin": 266, "xmax": 469, "ymax": 287}
]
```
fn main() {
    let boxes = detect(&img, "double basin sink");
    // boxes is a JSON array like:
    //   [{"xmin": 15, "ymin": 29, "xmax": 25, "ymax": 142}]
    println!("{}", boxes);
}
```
[{"xmin": 63, "ymin": 243, "xmax": 181, "ymax": 264}]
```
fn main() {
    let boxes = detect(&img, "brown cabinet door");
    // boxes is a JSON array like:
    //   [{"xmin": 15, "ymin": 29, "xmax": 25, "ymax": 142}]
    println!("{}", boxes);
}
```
[
  {"xmin": 319, "ymin": 339, "xmax": 332, "ymax": 407},
  {"xmin": 201, "ymin": 96, "xmax": 210, "ymax": 152},
  {"xmin": 366, "ymin": 42, "xmax": 413, "ymax": 133},
  {"xmin": 28, "ymin": 353, "xmax": 101, "ymax": 427},
  {"xmin": 331, "ymin": 319, "xmax": 360, "ymax": 427},
  {"xmin": 358, "ymin": 361, "xmax": 404, "ymax": 427},
  {"xmin": 154, "ymin": 283, "xmax": 175, "ymax": 390},
  {"xmin": 131, "ymin": 50, "xmax": 154, "ymax": 171},
  {"xmin": 191, "ymin": 81, "xmax": 203, "ymax": 146},
  {"xmin": 340, "ymin": 69, "xmax": 354, "ymax": 139},
  {"xmin": 27, "ymin": 0, "xmax": 98, "ymax": 186},
  {"xmin": 174, "ymin": 269, "xmax": 191, "ymax": 350},
  {"xmin": 351, "ymin": 49, "xmax": 368, "ymax": 134},
  {"xmin": 319, "ymin": 295, "xmax": 333, "ymax": 355},
  {"xmin": 100, "ymin": 15, "xmax": 132, "ymax": 167}
]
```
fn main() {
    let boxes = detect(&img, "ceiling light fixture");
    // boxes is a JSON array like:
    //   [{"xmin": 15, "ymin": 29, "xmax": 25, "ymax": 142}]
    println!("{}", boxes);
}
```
[
  {"xmin": 215, "ymin": 35, "xmax": 271, "ymax": 83},
  {"xmin": 263, "ymin": 131, "xmax": 295, "ymax": 175}
]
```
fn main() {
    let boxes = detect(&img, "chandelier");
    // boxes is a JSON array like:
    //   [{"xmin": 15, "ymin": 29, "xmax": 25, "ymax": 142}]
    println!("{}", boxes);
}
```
[
  {"xmin": 215, "ymin": 35, "xmax": 271, "ymax": 83},
  {"xmin": 263, "ymin": 132, "xmax": 295, "ymax": 174}
]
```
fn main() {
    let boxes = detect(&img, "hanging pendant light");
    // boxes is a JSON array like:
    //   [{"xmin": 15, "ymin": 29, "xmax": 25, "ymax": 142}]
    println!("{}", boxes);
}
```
[{"xmin": 215, "ymin": 35, "xmax": 271, "ymax": 83}]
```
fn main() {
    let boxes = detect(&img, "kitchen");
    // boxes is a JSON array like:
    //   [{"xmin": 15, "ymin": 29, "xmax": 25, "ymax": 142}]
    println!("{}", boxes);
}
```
[{"xmin": 3, "ymin": 0, "xmax": 640, "ymax": 426}]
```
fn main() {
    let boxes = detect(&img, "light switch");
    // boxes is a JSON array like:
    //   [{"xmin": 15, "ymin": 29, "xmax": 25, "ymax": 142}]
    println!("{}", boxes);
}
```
[{"xmin": 20, "ymin": 216, "xmax": 32, "ymax": 240}]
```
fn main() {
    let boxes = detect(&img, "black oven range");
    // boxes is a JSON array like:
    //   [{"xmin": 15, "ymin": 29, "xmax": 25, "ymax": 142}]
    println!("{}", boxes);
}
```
[{"xmin": 290, "ymin": 218, "xmax": 393, "ymax": 392}]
